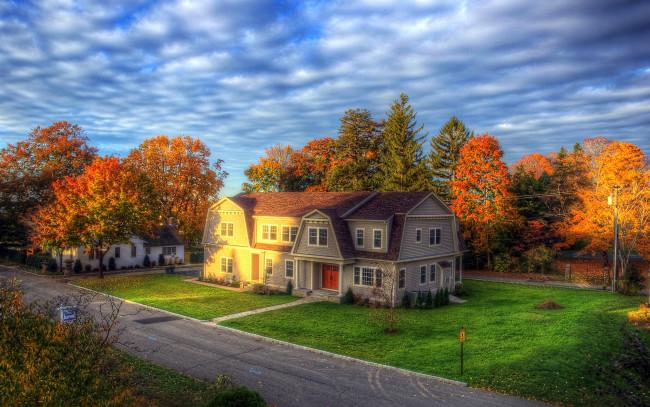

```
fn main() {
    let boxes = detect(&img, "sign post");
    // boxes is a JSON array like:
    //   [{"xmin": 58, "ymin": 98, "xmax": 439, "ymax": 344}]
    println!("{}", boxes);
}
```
[{"xmin": 460, "ymin": 327, "xmax": 465, "ymax": 375}]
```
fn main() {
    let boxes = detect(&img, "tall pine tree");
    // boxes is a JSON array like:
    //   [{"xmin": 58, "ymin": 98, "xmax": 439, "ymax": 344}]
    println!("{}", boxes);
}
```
[
  {"xmin": 327, "ymin": 108, "xmax": 382, "ymax": 191},
  {"xmin": 429, "ymin": 116, "xmax": 473, "ymax": 202},
  {"xmin": 379, "ymin": 93, "xmax": 429, "ymax": 191}
]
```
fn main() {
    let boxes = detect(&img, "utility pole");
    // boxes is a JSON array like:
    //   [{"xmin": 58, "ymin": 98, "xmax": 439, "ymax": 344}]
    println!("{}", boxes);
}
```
[{"xmin": 609, "ymin": 186, "xmax": 620, "ymax": 292}]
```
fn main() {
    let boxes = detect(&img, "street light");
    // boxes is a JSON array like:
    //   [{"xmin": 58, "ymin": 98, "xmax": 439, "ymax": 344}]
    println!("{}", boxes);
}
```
[{"xmin": 608, "ymin": 186, "xmax": 620, "ymax": 292}]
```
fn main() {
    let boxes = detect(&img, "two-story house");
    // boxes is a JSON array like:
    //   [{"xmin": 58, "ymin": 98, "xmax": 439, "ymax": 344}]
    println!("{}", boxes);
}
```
[{"xmin": 201, "ymin": 192, "xmax": 466, "ymax": 303}]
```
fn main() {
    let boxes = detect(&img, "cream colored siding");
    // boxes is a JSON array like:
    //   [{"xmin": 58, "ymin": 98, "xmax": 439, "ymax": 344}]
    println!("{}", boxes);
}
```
[
  {"xmin": 204, "ymin": 245, "xmax": 251, "ymax": 280},
  {"xmin": 204, "ymin": 202, "xmax": 248, "ymax": 247},
  {"xmin": 255, "ymin": 216, "xmax": 300, "ymax": 245},
  {"xmin": 409, "ymin": 196, "xmax": 449, "ymax": 215},
  {"xmin": 399, "ymin": 217, "xmax": 455, "ymax": 260},
  {"xmin": 293, "ymin": 221, "xmax": 340, "ymax": 258},
  {"xmin": 346, "ymin": 220, "xmax": 387, "ymax": 253}
]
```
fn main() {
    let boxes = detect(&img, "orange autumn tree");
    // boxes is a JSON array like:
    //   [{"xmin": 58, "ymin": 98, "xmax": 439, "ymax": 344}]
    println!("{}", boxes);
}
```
[
  {"xmin": 569, "ymin": 141, "xmax": 650, "ymax": 276},
  {"xmin": 0, "ymin": 121, "xmax": 97, "ymax": 244},
  {"xmin": 510, "ymin": 153, "xmax": 554, "ymax": 179},
  {"xmin": 450, "ymin": 134, "xmax": 520, "ymax": 268},
  {"xmin": 124, "ymin": 135, "xmax": 227, "ymax": 245},
  {"xmin": 291, "ymin": 138, "xmax": 337, "ymax": 191},
  {"xmin": 38, "ymin": 157, "xmax": 160, "ymax": 278},
  {"xmin": 243, "ymin": 144, "xmax": 299, "ymax": 192}
]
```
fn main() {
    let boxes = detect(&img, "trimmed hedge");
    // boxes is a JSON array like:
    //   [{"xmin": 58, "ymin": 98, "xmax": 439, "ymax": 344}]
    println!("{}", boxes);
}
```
[
  {"xmin": 26, "ymin": 254, "xmax": 57, "ymax": 272},
  {"xmin": 0, "ymin": 247, "xmax": 26, "ymax": 263},
  {"xmin": 189, "ymin": 250, "xmax": 203, "ymax": 264}
]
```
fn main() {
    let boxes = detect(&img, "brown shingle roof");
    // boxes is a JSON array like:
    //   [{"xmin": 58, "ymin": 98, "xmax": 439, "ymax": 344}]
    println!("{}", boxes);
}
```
[
  {"xmin": 345, "ymin": 192, "xmax": 431, "ymax": 219},
  {"xmin": 145, "ymin": 224, "xmax": 184, "ymax": 246}
]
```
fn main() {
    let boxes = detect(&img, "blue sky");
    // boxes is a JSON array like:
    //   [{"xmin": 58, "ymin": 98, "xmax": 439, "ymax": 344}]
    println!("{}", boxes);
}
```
[{"xmin": 1, "ymin": 0, "xmax": 649, "ymax": 196}]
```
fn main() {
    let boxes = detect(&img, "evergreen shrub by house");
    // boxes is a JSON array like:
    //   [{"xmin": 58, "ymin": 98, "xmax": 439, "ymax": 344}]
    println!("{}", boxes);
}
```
[
  {"xmin": 443, "ymin": 287, "xmax": 450, "ymax": 305},
  {"xmin": 343, "ymin": 287, "xmax": 355, "ymax": 304},
  {"xmin": 434, "ymin": 289, "xmax": 441, "ymax": 307},
  {"xmin": 401, "ymin": 291, "xmax": 411, "ymax": 308},
  {"xmin": 189, "ymin": 250, "xmax": 203, "ymax": 264},
  {"xmin": 415, "ymin": 291, "xmax": 423, "ymax": 309},
  {"xmin": 158, "ymin": 253, "xmax": 165, "ymax": 267},
  {"xmin": 73, "ymin": 259, "xmax": 82, "ymax": 274},
  {"xmin": 286, "ymin": 280, "xmax": 293, "ymax": 295},
  {"xmin": 143, "ymin": 255, "xmax": 150, "ymax": 268},
  {"xmin": 108, "ymin": 257, "xmax": 116, "ymax": 271},
  {"xmin": 425, "ymin": 290, "xmax": 433, "ymax": 309}
]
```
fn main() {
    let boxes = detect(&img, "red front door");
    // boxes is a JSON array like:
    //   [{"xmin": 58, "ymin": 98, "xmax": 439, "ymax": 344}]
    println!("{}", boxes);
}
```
[{"xmin": 322, "ymin": 264, "xmax": 339, "ymax": 290}]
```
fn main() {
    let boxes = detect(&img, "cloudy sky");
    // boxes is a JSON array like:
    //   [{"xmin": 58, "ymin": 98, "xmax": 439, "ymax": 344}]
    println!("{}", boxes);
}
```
[{"xmin": 1, "ymin": 0, "xmax": 649, "ymax": 196}]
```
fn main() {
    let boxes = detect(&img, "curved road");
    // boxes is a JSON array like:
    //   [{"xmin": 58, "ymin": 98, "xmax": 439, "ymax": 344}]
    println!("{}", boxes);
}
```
[{"xmin": 2, "ymin": 267, "xmax": 548, "ymax": 407}]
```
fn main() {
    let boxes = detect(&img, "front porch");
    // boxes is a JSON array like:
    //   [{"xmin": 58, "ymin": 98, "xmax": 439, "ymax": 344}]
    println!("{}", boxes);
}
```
[{"xmin": 292, "ymin": 258, "xmax": 354, "ymax": 301}]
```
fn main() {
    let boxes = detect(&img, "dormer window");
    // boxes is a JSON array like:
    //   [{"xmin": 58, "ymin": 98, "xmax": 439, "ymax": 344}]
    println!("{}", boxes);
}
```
[
  {"xmin": 262, "ymin": 224, "xmax": 278, "ymax": 241},
  {"xmin": 308, "ymin": 227, "xmax": 327, "ymax": 246},
  {"xmin": 373, "ymin": 229, "xmax": 382, "ymax": 249},
  {"xmin": 282, "ymin": 226, "xmax": 299, "ymax": 243},
  {"xmin": 220, "ymin": 222, "xmax": 234, "ymax": 237},
  {"xmin": 356, "ymin": 229, "xmax": 364, "ymax": 247}
]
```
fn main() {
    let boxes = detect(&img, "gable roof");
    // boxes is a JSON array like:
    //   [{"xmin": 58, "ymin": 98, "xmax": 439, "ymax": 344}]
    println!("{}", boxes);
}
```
[
  {"xmin": 345, "ymin": 192, "xmax": 432, "ymax": 220},
  {"xmin": 145, "ymin": 224, "xmax": 184, "ymax": 247}
]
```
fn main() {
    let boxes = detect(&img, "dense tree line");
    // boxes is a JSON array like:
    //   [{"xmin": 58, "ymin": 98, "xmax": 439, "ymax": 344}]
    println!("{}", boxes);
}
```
[{"xmin": 243, "ymin": 94, "xmax": 650, "ymax": 278}]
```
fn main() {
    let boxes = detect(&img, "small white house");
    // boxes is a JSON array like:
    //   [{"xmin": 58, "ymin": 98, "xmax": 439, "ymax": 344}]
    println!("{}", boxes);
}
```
[{"xmin": 55, "ymin": 225, "xmax": 185, "ymax": 271}]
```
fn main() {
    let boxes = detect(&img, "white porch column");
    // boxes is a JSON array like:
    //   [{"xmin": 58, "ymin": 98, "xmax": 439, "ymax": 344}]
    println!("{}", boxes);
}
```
[{"xmin": 338, "ymin": 263, "xmax": 344, "ymax": 296}]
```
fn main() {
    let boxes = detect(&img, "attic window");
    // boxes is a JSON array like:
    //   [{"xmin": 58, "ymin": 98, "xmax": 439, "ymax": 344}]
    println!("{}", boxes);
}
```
[
  {"xmin": 220, "ymin": 222, "xmax": 234, "ymax": 237},
  {"xmin": 262, "ymin": 225, "xmax": 278, "ymax": 241},
  {"xmin": 308, "ymin": 227, "xmax": 327, "ymax": 246}
]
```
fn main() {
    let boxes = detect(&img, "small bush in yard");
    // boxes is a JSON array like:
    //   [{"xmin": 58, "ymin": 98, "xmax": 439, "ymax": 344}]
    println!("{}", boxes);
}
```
[
  {"xmin": 206, "ymin": 386, "xmax": 266, "ymax": 407},
  {"xmin": 158, "ymin": 253, "xmax": 165, "ymax": 267},
  {"xmin": 73, "ymin": 259, "xmax": 82, "ymax": 274},
  {"xmin": 452, "ymin": 283, "xmax": 467, "ymax": 297},
  {"xmin": 286, "ymin": 280, "xmax": 293, "ymax": 295},
  {"xmin": 493, "ymin": 252, "xmax": 512, "ymax": 273},
  {"xmin": 108, "ymin": 256, "xmax": 116, "ymax": 271},
  {"xmin": 434, "ymin": 289, "xmax": 441, "ymax": 307},
  {"xmin": 401, "ymin": 291, "xmax": 411, "ymax": 308},
  {"xmin": 621, "ymin": 264, "xmax": 644, "ymax": 295},
  {"xmin": 425, "ymin": 290, "xmax": 433, "ymax": 309},
  {"xmin": 415, "ymin": 291, "xmax": 423, "ymax": 309},
  {"xmin": 343, "ymin": 287, "xmax": 355, "ymax": 304},
  {"xmin": 443, "ymin": 287, "xmax": 450, "ymax": 305},
  {"xmin": 143, "ymin": 255, "xmax": 150, "ymax": 268}
]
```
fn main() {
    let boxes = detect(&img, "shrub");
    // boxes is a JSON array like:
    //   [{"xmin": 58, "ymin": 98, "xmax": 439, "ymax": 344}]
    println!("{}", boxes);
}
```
[
  {"xmin": 143, "ymin": 255, "xmax": 150, "ymax": 268},
  {"xmin": 523, "ymin": 245, "xmax": 556, "ymax": 274},
  {"xmin": 73, "ymin": 259, "xmax": 82, "ymax": 274},
  {"xmin": 26, "ymin": 254, "xmax": 56, "ymax": 272},
  {"xmin": 84, "ymin": 264, "xmax": 91, "ymax": 273},
  {"xmin": 425, "ymin": 290, "xmax": 433, "ymax": 309},
  {"xmin": 158, "ymin": 254, "xmax": 165, "ymax": 266},
  {"xmin": 151, "ymin": 261, "xmax": 157, "ymax": 267},
  {"xmin": 230, "ymin": 279, "xmax": 241, "ymax": 288},
  {"xmin": 415, "ymin": 291, "xmax": 423, "ymax": 309},
  {"xmin": 401, "ymin": 291, "xmax": 411, "ymax": 308},
  {"xmin": 206, "ymin": 386, "xmax": 266, "ymax": 407},
  {"xmin": 343, "ymin": 287, "xmax": 355, "ymax": 304},
  {"xmin": 493, "ymin": 252, "xmax": 512, "ymax": 273},
  {"xmin": 286, "ymin": 280, "xmax": 293, "ymax": 295},
  {"xmin": 452, "ymin": 283, "xmax": 467, "ymax": 297},
  {"xmin": 189, "ymin": 250, "xmax": 203, "ymax": 264},
  {"xmin": 108, "ymin": 257, "xmax": 116, "ymax": 271},
  {"xmin": 434, "ymin": 289, "xmax": 441, "ymax": 307},
  {"xmin": 443, "ymin": 287, "xmax": 450, "ymax": 305},
  {"xmin": 621, "ymin": 264, "xmax": 644, "ymax": 295}
]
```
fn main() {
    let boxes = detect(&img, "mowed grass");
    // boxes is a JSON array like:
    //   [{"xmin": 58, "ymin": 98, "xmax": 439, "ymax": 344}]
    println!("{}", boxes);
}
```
[
  {"xmin": 72, "ymin": 274, "xmax": 298, "ymax": 319},
  {"xmin": 221, "ymin": 280, "xmax": 649, "ymax": 405}
]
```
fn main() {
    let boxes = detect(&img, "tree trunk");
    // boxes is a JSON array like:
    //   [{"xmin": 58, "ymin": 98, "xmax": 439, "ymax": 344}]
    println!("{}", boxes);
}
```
[
  {"xmin": 98, "ymin": 247, "xmax": 105, "ymax": 279},
  {"xmin": 58, "ymin": 252, "xmax": 63, "ymax": 274},
  {"xmin": 601, "ymin": 250, "xmax": 609, "ymax": 267}
]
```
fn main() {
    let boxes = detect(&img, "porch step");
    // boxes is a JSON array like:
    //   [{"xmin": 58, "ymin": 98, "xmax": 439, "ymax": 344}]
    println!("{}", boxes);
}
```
[{"xmin": 294, "ymin": 288, "xmax": 341, "ymax": 303}]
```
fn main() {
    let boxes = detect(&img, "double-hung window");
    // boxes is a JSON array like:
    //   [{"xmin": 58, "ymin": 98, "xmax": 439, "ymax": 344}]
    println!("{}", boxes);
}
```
[
  {"xmin": 131, "ymin": 246, "xmax": 136, "ymax": 258},
  {"xmin": 114, "ymin": 247, "xmax": 121, "ymax": 258},
  {"xmin": 262, "ymin": 225, "xmax": 277, "ymax": 241},
  {"xmin": 429, "ymin": 264, "xmax": 437, "ymax": 283},
  {"xmin": 220, "ymin": 257, "xmax": 233, "ymax": 273},
  {"xmin": 398, "ymin": 269, "xmax": 406, "ymax": 289},
  {"xmin": 353, "ymin": 266, "xmax": 379, "ymax": 287},
  {"xmin": 356, "ymin": 229, "xmax": 364, "ymax": 247},
  {"xmin": 220, "ymin": 222, "xmax": 234, "ymax": 237},
  {"xmin": 416, "ymin": 229, "xmax": 422, "ymax": 243},
  {"xmin": 285, "ymin": 260, "xmax": 294, "ymax": 278},
  {"xmin": 429, "ymin": 228, "xmax": 441, "ymax": 246},
  {"xmin": 420, "ymin": 265, "xmax": 427, "ymax": 284},
  {"xmin": 265, "ymin": 258, "xmax": 273, "ymax": 275},
  {"xmin": 373, "ymin": 230, "xmax": 382, "ymax": 249},
  {"xmin": 163, "ymin": 246, "xmax": 176, "ymax": 256},
  {"xmin": 308, "ymin": 227, "xmax": 327, "ymax": 246},
  {"xmin": 281, "ymin": 226, "xmax": 299, "ymax": 243}
]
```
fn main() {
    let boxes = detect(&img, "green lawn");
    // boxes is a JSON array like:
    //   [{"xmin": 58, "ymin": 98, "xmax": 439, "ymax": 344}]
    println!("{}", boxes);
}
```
[
  {"xmin": 220, "ymin": 280, "xmax": 649, "ymax": 406},
  {"xmin": 72, "ymin": 274, "xmax": 298, "ymax": 319}
]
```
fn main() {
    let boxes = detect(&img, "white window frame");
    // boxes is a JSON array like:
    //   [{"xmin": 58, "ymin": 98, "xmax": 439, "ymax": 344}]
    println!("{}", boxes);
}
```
[
  {"xmin": 429, "ymin": 228, "xmax": 441, "ymax": 246},
  {"xmin": 265, "ymin": 258, "xmax": 273, "ymax": 275},
  {"xmin": 114, "ymin": 246, "xmax": 121, "ymax": 258},
  {"xmin": 220, "ymin": 257, "xmax": 233, "ymax": 273},
  {"xmin": 220, "ymin": 222, "xmax": 234, "ymax": 237},
  {"xmin": 415, "ymin": 228, "xmax": 422, "ymax": 243},
  {"xmin": 353, "ymin": 266, "xmax": 380, "ymax": 287},
  {"xmin": 282, "ymin": 226, "xmax": 299, "ymax": 243},
  {"xmin": 356, "ymin": 228, "xmax": 364, "ymax": 247},
  {"xmin": 281, "ymin": 226, "xmax": 291, "ymax": 243},
  {"xmin": 419, "ymin": 265, "xmax": 427, "ymax": 285},
  {"xmin": 373, "ymin": 229, "xmax": 382, "ymax": 249},
  {"xmin": 262, "ymin": 224, "xmax": 278, "ymax": 241},
  {"xmin": 429, "ymin": 263, "xmax": 437, "ymax": 283},
  {"xmin": 285, "ymin": 259, "xmax": 294, "ymax": 278},
  {"xmin": 398, "ymin": 268, "xmax": 406, "ymax": 289},
  {"xmin": 163, "ymin": 246, "xmax": 176, "ymax": 256},
  {"xmin": 308, "ymin": 227, "xmax": 328, "ymax": 246}
]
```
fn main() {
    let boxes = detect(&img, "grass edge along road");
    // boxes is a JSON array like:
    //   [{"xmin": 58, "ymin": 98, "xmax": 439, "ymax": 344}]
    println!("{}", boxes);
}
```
[
  {"xmin": 72, "ymin": 273, "xmax": 298, "ymax": 320},
  {"xmin": 73, "ymin": 275, "xmax": 650, "ymax": 406},
  {"xmin": 221, "ymin": 280, "xmax": 649, "ymax": 406}
]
